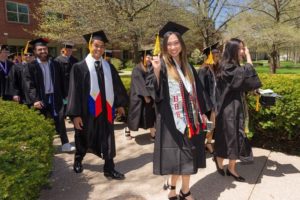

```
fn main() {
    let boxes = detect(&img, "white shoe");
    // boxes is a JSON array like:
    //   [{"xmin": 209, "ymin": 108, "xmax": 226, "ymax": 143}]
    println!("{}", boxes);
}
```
[{"xmin": 61, "ymin": 143, "xmax": 76, "ymax": 152}]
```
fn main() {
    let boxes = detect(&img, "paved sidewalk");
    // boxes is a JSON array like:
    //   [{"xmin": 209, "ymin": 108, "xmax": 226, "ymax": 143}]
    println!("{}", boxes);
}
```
[{"xmin": 39, "ymin": 122, "xmax": 300, "ymax": 200}]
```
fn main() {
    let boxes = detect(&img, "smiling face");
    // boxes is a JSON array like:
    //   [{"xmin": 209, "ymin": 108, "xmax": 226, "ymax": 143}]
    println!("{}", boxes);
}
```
[
  {"xmin": 91, "ymin": 39, "xmax": 105, "ymax": 60},
  {"xmin": 238, "ymin": 42, "xmax": 245, "ymax": 62},
  {"xmin": 166, "ymin": 33, "xmax": 182, "ymax": 59},
  {"xmin": 34, "ymin": 45, "xmax": 48, "ymax": 62}
]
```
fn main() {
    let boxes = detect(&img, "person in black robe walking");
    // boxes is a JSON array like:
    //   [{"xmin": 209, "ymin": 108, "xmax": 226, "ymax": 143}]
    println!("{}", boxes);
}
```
[
  {"xmin": 198, "ymin": 42, "xmax": 221, "ymax": 154},
  {"xmin": 0, "ymin": 45, "xmax": 14, "ymax": 101},
  {"xmin": 67, "ymin": 31, "xmax": 129, "ymax": 180},
  {"xmin": 128, "ymin": 51, "xmax": 156, "ymax": 141},
  {"xmin": 23, "ymin": 38, "xmax": 75, "ymax": 152},
  {"xmin": 214, "ymin": 38, "xmax": 262, "ymax": 182},
  {"xmin": 7, "ymin": 45, "xmax": 35, "ymax": 104},
  {"xmin": 147, "ymin": 22, "xmax": 212, "ymax": 200}
]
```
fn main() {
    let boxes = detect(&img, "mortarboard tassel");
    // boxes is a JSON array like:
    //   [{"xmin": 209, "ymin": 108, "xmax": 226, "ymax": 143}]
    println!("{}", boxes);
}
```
[
  {"xmin": 24, "ymin": 41, "xmax": 30, "ymax": 54},
  {"xmin": 88, "ymin": 34, "xmax": 93, "ymax": 53},
  {"xmin": 255, "ymin": 95, "xmax": 260, "ymax": 112},
  {"xmin": 205, "ymin": 49, "xmax": 214, "ymax": 65},
  {"xmin": 153, "ymin": 34, "xmax": 161, "ymax": 56},
  {"xmin": 143, "ymin": 50, "xmax": 147, "ymax": 67},
  {"xmin": 104, "ymin": 51, "xmax": 107, "ymax": 60}
]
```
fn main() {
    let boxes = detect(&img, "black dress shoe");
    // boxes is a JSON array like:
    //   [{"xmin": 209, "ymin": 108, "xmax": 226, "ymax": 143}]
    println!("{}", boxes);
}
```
[
  {"xmin": 73, "ymin": 160, "xmax": 83, "ymax": 173},
  {"xmin": 213, "ymin": 155, "xmax": 225, "ymax": 176},
  {"xmin": 226, "ymin": 169, "xmax": 245, "ymax": 182},
  {"xmin": 104, "ymin": 169, "xmax": 125, "ymax": 180}
]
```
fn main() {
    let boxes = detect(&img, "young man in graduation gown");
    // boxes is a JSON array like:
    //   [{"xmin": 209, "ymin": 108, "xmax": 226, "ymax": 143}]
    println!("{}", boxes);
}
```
[
  {"xmin": 7, "ymin": 45, "xmax": 35, "ymax": 104},
  {"xmin": 54, "ymin": 42, "xmax": 78, "ymax": 99},
  {"xmin": 0, "ymin": 45, "xmax": 14, "ymax": 100},
  {"xmin": 23, "ymin": 38, "xmax": 75, "ymax": 152},
  {"xmin": 67, "ymin": 31, "xmax": 129, "ymax": 180}
]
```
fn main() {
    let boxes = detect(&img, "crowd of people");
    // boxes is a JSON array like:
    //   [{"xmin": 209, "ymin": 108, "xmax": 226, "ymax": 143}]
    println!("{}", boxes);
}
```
[{"xmin": 0, "ymin": 21, "xmax": 262, "ymax": 200}]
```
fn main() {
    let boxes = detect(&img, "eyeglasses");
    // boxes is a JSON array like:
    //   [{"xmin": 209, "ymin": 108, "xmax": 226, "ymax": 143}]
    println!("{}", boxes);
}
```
[{"xmin": 24, "ymin": 53, "xmax": 33, "ymax": 57}]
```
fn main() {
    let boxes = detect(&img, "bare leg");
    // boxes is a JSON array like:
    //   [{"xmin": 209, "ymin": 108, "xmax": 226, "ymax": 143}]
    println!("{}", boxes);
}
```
[
  {"xmin": 150, "ymin": 127, "xmax": 156, "ymax": 137},
  {"xmin": 216, "ymin": 156, "xmax": 224, "ymax": 169},
  {"xmin": 181, "ymin": 175, "xmax": 194, "ymax": 200},
  {"xmin": 228, "ymin": 159, "xmax": 239, "ymax": 176},
  {"xmin": 168, "ymin": 175, "xmax": 179, "ymax": 198},
  {"xmin": 205, "ymin": 131, "xmax": 214, "ymax": 153}
]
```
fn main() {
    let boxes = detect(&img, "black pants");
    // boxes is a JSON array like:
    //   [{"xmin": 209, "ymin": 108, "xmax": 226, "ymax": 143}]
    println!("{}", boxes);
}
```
[
  {"xmin": 74, "ymin": 129, "xmax": 115, "ymax": 172},
  {"xmin": 40, "ymin": 95, "xmax": 69, "ymax": 145}
]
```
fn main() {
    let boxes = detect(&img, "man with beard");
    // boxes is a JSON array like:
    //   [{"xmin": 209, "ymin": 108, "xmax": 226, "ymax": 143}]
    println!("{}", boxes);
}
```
[
  {"xmin": 0, "ymin": 44, "xmax": 14, "ymax": 100},
  {"xmin": 67, "ymin": 31, "xmax": 128, "ymax": 180},
  {"xmin": 23, "ymin": 38, "xmax": 75, "ymax": 152}
]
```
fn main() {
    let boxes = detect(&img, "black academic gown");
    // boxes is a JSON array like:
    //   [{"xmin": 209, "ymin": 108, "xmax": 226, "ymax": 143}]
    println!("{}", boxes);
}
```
[
  {"xmin": 128, "ymin": 64, "xmax": 155, "ymax": 131},
  {"xmin": 146, "ymin": 60, "xmax": 212, "ymax": 175},
  {"xmin": 66, "ymin": 60, "xmax": 128, "ymax": 159},
  {"xmin": 54, "ymin": 55, "xmax": 78, "ymax": 96},
  {"xmin": 23, "ymin": 59, "xmax": 65, "ymax": 112},
  {"xmin": 0, "ymin": 60, "xmax": 14, "ymax": 100},
  {"xmin": 215, "ymin": 63, "xmax": 262, "ymax": 160},
  {"xmin": 6, "ymin": 63, "xmax": 27, "ymax": 104}
]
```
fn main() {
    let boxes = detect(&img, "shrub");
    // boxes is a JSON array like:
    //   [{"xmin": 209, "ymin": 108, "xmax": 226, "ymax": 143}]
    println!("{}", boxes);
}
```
[
  {"xmin": 248, "ymin": 74, "xmax": 300, "ymax": 141},
  {"xmin": 0, "ymin": 100, "xmax": 54, "ymax": 200},
  {"xmin": 111, "ymin": 58, "xmax": 123, "ymax": 70},
  {"xmin": 124, "ymin": 59, "xmax": 135, "ymax": 69}
]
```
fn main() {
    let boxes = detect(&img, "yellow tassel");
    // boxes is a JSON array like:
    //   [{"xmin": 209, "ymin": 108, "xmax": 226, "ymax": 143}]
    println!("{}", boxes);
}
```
[
  {"xmin": 88, "ymin": 34, "xmax": 93, "ymax": 53},
  {"xmin": 255, "ymin": 95, "xmax": 260, "ymax": 112},
  {"xmin": 143, "ymin": 50, "xmax": 147, "ymax": 67},
  {"xmin": 204, "ymin": 50, "xmax": 214, "ymax": 65},
  {"xmin": 104, "ymin": 51, "xmax": 107, "ymax": 60},
  {"xmin": 153, "ymin": 34, "xmax": 160, "ymax": 56},
  {"xmin": 24, "ymin": 40, "xmax": 30, "ymax": 54}
]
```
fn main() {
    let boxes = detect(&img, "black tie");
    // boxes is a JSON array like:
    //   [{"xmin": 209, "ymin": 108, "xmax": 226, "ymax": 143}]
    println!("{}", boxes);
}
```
[{"xmin": 95, "ymin": 61, "xmax": 104, "ymax": 85}]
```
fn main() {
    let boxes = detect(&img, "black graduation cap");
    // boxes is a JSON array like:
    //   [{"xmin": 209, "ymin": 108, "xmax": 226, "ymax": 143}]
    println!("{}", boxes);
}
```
[
  {"xmin": 29, "ymin": 38, "xmax": 49, "ymax": 47},
  {"xmin": 23, "ymin": 47, "xmax": 33, "ymax": 55},
  {"xmin": 202, "ymin": 42, "xmax": 220, "ymax": 56},
  {"xmin": 158, "ymin": 21, "xmax": 189, "ymax": 37},
  {"xmin": 0, "ymin": 44, "xmax": 9, "ymax": 52},
  {"xmin": 139, "ymin": 49, "xmax": 152, "ymax": 58},
  {"xmin": 62, "ymin": 42, "xmax": 74, "ymax": 49},
  {"xmin": 83, "ymin": 30, "xmax": 109, "ymax": 43}
]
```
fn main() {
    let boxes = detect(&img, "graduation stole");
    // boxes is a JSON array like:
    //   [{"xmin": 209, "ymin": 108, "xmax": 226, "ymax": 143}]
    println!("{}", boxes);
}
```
[
  {"xmin": 86, "ymin": 54, "xmax": 114, "ymax": 123},
  {"xmin": 168, "ymin": 60, "xmax": 205, "ymax": 138}
]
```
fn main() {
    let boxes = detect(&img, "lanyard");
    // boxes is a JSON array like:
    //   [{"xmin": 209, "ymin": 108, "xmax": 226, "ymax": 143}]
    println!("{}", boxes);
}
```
[{"xmin": 0, "ymin": 61, "xmax": 8, "ymax": 75}]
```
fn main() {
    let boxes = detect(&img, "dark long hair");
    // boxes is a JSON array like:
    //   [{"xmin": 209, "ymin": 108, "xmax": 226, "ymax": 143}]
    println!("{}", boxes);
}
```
[{"xmin": 221, "ymin": 38, "xmax": 244, "ymax": 66}]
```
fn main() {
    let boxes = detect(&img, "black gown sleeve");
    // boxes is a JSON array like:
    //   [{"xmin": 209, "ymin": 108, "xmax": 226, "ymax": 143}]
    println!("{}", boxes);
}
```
[
  {"xmin": 6, "ymin": 64, "xmax": 20, "ymax": 96},
  {"xmin": 222, "ymin": 63, "xmax": 262, "ymax": 92},
  {"xmin": 23, "ymin": 63, "xmax": 40, "ymax": 105},
  {"xmin": 131, "ymin": 66, "xmax": 151, "ymax": 97},
  {"xmin": 110, "ymin": 64, "xmax": 129, "ymax": 108},
  {"xmin": 66, "ymin": 63, "xmax": 82, "ymax": 117}
]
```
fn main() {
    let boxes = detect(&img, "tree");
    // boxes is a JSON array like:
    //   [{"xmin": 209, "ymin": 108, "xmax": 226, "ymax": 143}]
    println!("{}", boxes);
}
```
[
  {"xmin": 226, "ymin": 0, "xmax": 300, "ymax": 73},
  {"xmin": 178, "ymin": 0, "xmax": 250, "ymax": 48}
]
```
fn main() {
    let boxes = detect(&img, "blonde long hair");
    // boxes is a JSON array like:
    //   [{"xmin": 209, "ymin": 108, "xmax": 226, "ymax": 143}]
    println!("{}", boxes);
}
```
[{"xmin": 162, "ymin": 32, "xmax": 194, "ymax": 83}]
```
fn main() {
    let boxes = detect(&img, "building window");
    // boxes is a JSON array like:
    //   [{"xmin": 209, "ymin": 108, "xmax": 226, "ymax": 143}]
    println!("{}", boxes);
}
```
[{"xmin": 6, "ymin": 1, "xmax": 29, "ymax": 24}]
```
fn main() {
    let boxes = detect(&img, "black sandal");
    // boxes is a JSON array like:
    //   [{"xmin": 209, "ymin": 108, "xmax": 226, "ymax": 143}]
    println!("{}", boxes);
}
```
[
  {"xmin": 179, "ymin": 190, "xmax": 192, "ymax": 200},
  {"xmin": 163, "ymin": 180, "xmax": 177, "ymax": 200}
]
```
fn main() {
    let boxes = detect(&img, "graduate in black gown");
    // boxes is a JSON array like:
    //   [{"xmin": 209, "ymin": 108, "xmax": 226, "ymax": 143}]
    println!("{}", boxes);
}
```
[
  {"xmin": 7, "ymin": 44, "xmax": 35, "ymax": 104},
  {"xmin": 128, "ymin": 50, "xmax": 156, "ymax": 140},
  {"xmin": 0, "ymin": 45, "xmax": 14, "ymax": 100},
  {"xmin": 214, "ymin": 38, "xmax": 262, "ymax": 182},
  {"xmin": 147, "ymin": 22, "xmax": 212, "ymax": 200},
  {"xmin": 197, "ymin": 42, "xmax": 221, "ymax": 154},
  {"xmin": 67, "ymin": 31, "xmax": 128, "ymax": 180},
  {"xmin": 54, "ymin": 42, "xmax": 78, "ymax": 98},
  {"xmin": 23, "ymin": 38, "xmax": 75, "ymax": 152}
]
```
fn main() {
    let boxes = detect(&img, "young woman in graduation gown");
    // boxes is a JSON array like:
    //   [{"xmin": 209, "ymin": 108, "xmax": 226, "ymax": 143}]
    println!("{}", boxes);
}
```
[
  {"xmin": 197, "ymin": 45, "xmax": 221, "ymax": 154},
  {"xmin": 127, "ymin": 54, "xmax": 156, "ymax": 139},
  {"xmin": 147, "ymin": 31, "xmax": 212, "ymax": 200},
  {"xmin": 214, "ymin": 38, "xmax": 262, "ymax": 182},
  {"xmin": 67, "ymin": 31, "xmax": 129, "ymax": 180}
]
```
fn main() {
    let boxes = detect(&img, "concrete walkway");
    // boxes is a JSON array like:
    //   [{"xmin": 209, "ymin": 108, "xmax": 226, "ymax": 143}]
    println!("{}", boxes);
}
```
[{"xmin": 39, "ymin": 122, "xmax": 300, "ymax": 200}]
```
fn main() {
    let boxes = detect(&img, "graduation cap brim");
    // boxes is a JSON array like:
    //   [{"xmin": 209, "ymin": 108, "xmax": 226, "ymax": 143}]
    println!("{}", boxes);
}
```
[
  {"xmin": 159, "ymin": 21, "xmax": 189, "ymax": 37},
  {"xmin": 29, "ymin": 38, "xmax": 49, "ymax": 47},
  {"xmin": 139, "ymin": 49, "xmax": 153, "ymax": 57},
  {"xmin": 83, "ymin": 31, "xmax": 109, "ymax": 43},
  {"xmin": 202, "ymin": 42, "xmax": 220, "ymax": 56}
]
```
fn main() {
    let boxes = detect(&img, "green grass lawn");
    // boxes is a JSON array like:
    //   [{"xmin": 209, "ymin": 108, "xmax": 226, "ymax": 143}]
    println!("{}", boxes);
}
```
[{"xmin": 253, "ymin": 60, "xmax": 300, "ymax": 74}]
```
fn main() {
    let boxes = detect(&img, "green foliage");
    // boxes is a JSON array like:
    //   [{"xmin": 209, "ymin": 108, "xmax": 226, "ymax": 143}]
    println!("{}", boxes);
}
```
[
  {"xmin": 0, "ymin": 101, "xmax": 54, "ymax": 200},
  {"xmin": 111, "ymin": 58, "xmax": 123, "ymax": 70},
  {"xmin": 189, "ymin": 48, "xmax": 202, "ymax": 65},
  {"xmin": 120, "ymin": 76, "xmax": 131, "ymax": 92},
  {"xmin": 248, "ymin": 74, "xmax": 300, "ymax": 141},
  {"xmin": 124, "ymin": 59, "xmax": 135, "ymax": 69}
]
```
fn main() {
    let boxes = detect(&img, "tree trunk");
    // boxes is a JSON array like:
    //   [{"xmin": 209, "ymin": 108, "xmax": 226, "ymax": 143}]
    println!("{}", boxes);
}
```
[
  {"xmin": 269, "ymin": 44, "xmax": 280, "ymax": 74},
  {"xmin": 132, "ymin": 34, "xmax": 140, "ymax": 64}
]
